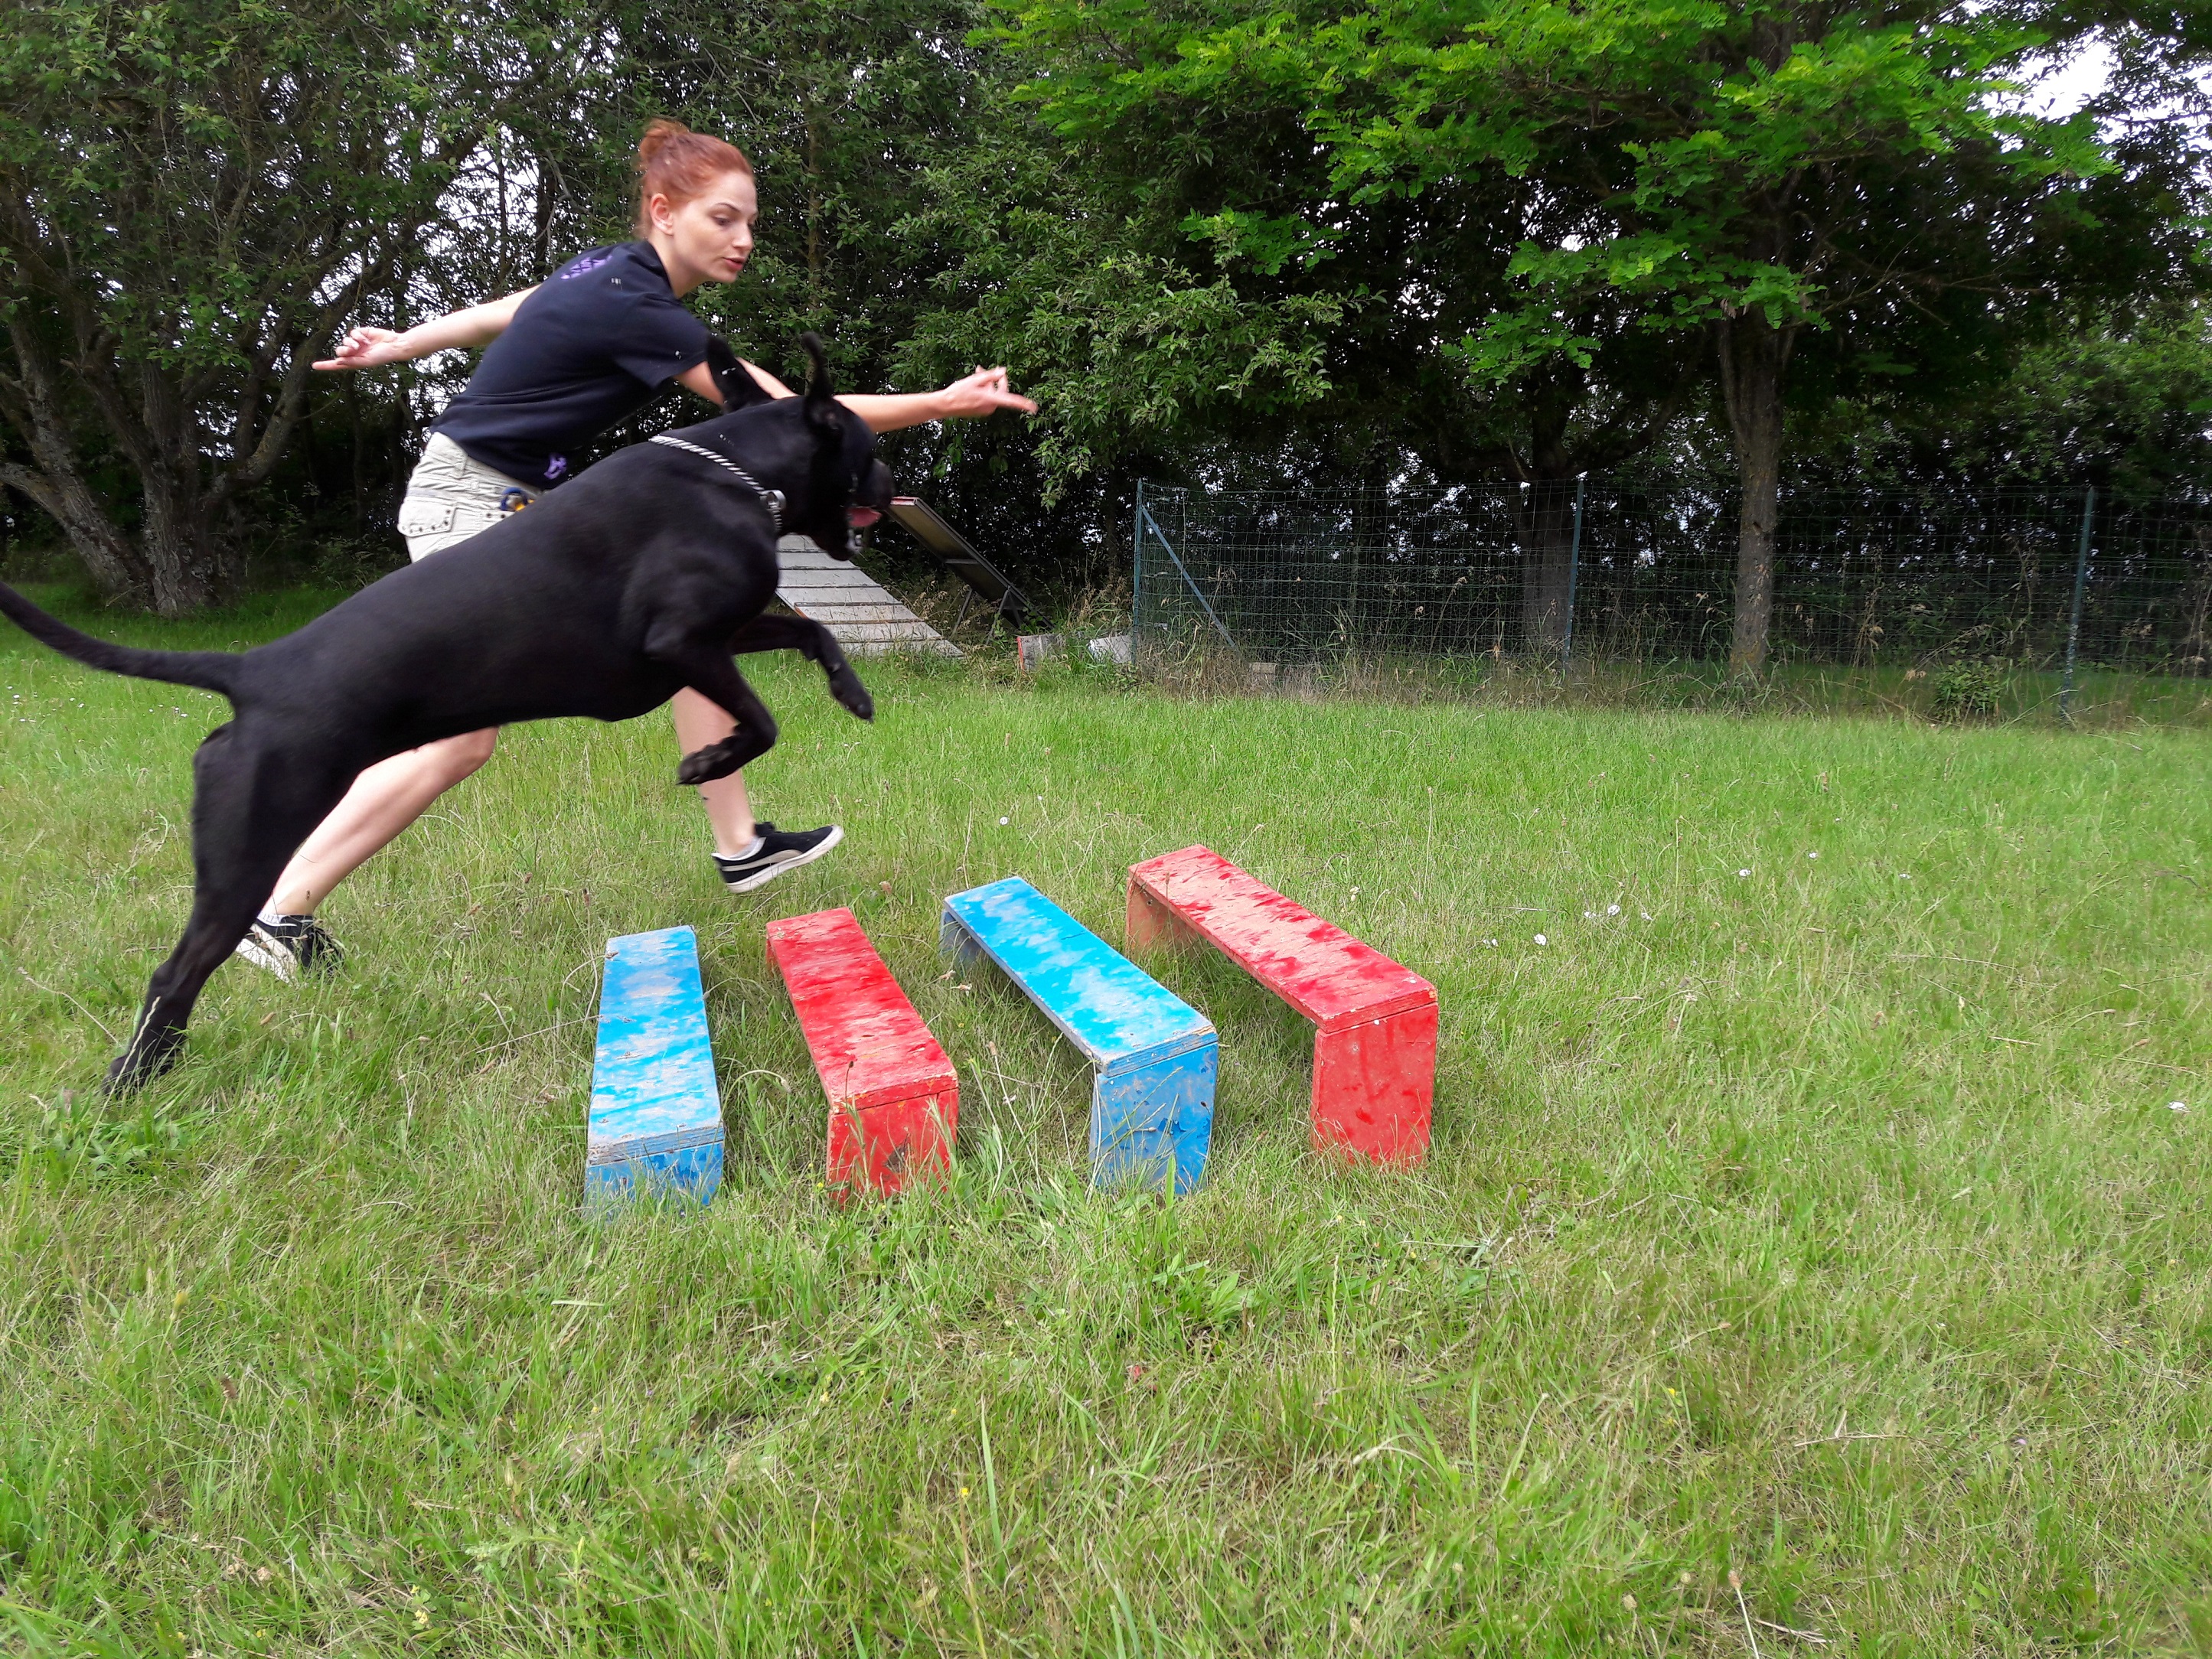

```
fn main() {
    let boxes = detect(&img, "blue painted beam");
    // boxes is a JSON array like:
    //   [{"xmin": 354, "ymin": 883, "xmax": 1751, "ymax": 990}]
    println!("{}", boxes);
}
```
[
  {"xmin": 586, "ymin": 926, "xmax": 723, "ymax": 1206},
  {"xmin": 941, "ymin": 876, "xmax": 1217, "ymax": 1193}
]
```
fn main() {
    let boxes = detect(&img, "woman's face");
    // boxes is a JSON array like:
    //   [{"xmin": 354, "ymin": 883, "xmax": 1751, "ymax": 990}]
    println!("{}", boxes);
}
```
[{"xmin": 648, "ymin": 169, "xmax": 757, "ymax": 292}]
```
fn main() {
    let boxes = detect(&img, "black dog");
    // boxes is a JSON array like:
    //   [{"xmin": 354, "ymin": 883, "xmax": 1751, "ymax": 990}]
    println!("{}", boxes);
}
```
[{"xmin": 0, "ymin": 334, "xmax": 893, "ymax": 1090}]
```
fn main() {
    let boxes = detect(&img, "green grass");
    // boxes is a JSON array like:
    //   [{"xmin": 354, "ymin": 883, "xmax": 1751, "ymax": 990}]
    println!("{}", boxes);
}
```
[
  {"xmin": 1130, "ymin": 648, "xmax": 2212, "ymax": 732},
  {"xmin": 2, "ymin": 589, "xmax": 2208, "ymax": 1657}
]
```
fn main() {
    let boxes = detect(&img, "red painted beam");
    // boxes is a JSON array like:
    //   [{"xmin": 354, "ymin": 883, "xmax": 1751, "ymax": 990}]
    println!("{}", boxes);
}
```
[
  {"xmin": 1127, "ymin": 846, "xmax": 1437, "ymax": 1162},
  {"xmin": 766, "ymin": 908, "xmax": 958, "ymax": 1197}
]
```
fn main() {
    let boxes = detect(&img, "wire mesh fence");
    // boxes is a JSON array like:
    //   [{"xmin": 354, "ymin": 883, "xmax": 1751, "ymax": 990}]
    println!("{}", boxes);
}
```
[{"xmin": 1131, "ymin": 480, "xmax": 2212, "ymax": 693}]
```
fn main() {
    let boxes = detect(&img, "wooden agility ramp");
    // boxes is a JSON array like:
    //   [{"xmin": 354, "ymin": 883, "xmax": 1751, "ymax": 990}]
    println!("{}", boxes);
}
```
[{"xmin": 775, "ymin": 535, "xmax": 958, "ymax": 657}]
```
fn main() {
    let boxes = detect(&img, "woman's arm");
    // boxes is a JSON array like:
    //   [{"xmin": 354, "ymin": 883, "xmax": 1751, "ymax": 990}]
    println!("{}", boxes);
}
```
[
  {"xmin": 312, "ymin": 287, "xmax": 540, "ymax": 372},
  {"xmin": 674, "ymin": 357, "xmax": 791, "ymax": 406},
  {"xmin": 842, "ymin": 365, "xmax": 1037, "ymax": 433},
  {"xmin": 682, "ymin": 360, "xmax": 1036, "ymax": 429}
]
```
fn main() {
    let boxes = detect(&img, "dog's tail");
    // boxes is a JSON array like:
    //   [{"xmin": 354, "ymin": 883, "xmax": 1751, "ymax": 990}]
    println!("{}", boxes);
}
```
[{"xmin": 0, "ymin": 582, "xmax": 240, "ymax": 697}]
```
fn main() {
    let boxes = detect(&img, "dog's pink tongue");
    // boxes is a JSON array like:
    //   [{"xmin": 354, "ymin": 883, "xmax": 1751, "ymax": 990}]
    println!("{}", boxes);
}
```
[{"xmin": 847, "ymin": 507, "xmax": 881, "ymax": 530}]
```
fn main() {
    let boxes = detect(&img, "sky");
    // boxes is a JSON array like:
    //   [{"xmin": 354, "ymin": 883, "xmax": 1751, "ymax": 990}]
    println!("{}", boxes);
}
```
[{"xmin": 2021, "ymin": 37, "xmax": 2118, "ymax": 118}]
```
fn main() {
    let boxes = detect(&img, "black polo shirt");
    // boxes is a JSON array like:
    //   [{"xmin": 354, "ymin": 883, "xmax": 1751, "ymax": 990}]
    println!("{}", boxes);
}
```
[{"xmin": 432, "ymin": 242, "xmax": 711, "ymax": 487}]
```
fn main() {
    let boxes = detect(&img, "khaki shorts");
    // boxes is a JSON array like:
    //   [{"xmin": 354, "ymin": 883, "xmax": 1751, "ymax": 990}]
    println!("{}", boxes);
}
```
[{"xmin": 394, "ymin": 432, "xmax": 540, "ymax": 560}]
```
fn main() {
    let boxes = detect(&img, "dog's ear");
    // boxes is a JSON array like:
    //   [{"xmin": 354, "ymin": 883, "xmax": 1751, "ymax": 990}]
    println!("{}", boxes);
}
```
[
  {"xmin": 705, "ymin": 336, "xmax": 768, "ymax": 410},
  {"xmin": 799, "ymin": 332, "xmax": 840, "ymax": 438}
]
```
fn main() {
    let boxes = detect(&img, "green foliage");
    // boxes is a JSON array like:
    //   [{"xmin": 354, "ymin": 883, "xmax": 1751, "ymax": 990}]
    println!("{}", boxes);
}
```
[
  {"xmin": 0, "ymin": 0, "xmax": 566, "ymax": 610},
  {"xmin": 894, "ymin": 199, "xmax": 1345, "ymax": 486},
  {"xmin": 1930, "ymin": 655, "xmax": 2014, "ymax": 719},
  {"xmin": 994, "ymin": 0, "xmax": 2131, "ymax": 388},
  {"xmin": 1320, "ymin": 1, "xmax": 2113, "ymax": 356},
  {"xmin": 0, "ymin": 0, "xmax": 2202, "ymax": 619},
  {"xmin": 6, "ymin": 1094, "xmax": 201, "ymax": 1182},
  {"xmin": 1794, "ymin": 301, "xmax": 2212, "ymax": 493},
  {"xmin": 991, "ymin": 0, "xmax": 2199, "ymax": 668},
  {"xmin": 987, "ymin": 0, "xmax": 1705, "ymax": 487}
]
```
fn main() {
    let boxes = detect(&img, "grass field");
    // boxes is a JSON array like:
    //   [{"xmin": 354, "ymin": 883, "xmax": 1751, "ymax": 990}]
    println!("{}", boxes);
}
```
[{"xmin": 2, "ymin": 587, "xmax": 2207, "ymax": 1657}]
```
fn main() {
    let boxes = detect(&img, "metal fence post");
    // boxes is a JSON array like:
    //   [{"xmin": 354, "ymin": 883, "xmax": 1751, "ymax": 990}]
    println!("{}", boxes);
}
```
[
  {"xmin": 1131, "ymin": 477, "xmax": 1146, "ymax": 655},
  {"xmin": 2060, "ymin": 484, "xmax": 2095, "ymax": 722},
  {"xmin": 1561, "ymin": 475, "xmax": 1585, "ymax": 673}
]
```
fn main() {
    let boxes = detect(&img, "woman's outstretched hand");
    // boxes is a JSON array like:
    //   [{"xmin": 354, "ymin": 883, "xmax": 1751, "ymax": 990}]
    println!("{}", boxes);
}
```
[
  {"xmin": 937, "ymin": 366, "xmax": 1038, "ymax": 419},
  {"xmin": 314, "ymin": 327, "xmax": 412, "ymax": 372}
]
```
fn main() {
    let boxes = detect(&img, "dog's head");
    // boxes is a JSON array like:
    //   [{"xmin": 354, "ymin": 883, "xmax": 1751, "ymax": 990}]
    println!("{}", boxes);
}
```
[{"xmin": 792, "ymin": 334, "xmax": 894, "ymax": 562}]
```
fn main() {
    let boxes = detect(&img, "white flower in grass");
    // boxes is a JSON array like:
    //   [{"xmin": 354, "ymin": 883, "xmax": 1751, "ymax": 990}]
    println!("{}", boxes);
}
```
[
  {"xmin": 1640, "ymin": 911, "xmax": 1652, "ymax": 921},
  {"xmin": 2171, "ymin": 1101, "xmax": 2191, "ymax": 1113},
  {"xmin": 998, "ymin": 816, "xmax": 1010, "ymax": 826},
  {"xmin": 1737, "ymin": 868, "xmax": 1750, "ymax": 878},
  {"xmin": 1607, "ymin": 904, "xmax": 1621, "ymax": 915},
  {"xmin": 1584, "ymin": 911, "xmax": 1596, "ymax": 920},
  {"xmin": 1534, "ymin": 934, "xmax": 1548, "ymax": 946}
]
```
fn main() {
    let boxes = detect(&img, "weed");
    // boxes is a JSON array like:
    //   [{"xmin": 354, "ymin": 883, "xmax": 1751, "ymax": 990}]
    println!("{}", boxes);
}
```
[
  {"xmin": 1930, "ymin": 655, "xmax": 2013, "ymax": 720},
  {"xmin": 9, "ymin": 1094, "xmax": 201, "ymax": 1180}
]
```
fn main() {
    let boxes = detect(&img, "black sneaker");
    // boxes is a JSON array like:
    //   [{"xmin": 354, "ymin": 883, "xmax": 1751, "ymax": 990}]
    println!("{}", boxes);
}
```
[
  {"xmin": 712, "ymin": 823, "xmax": 845, "ymax": 893},
  {"xmin": 233, "ymin": 914, "xmax": 344, "ymax": 981}
]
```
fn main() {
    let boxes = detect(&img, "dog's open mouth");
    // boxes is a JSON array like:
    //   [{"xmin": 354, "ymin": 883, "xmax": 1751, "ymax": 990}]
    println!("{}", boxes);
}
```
[{"xmin": 847, "ymin": 507, "xmax": 881, "ymax": 530}]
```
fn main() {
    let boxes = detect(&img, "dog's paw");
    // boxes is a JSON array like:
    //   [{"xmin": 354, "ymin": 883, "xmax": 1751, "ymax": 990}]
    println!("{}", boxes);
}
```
[
  {"xmin": 677, "ymin": 740, "xmax": 745, "ymax": 785},
  {"xmin": 103, "ymin": 1031, "xmax": 180, "ymax": 1094},
  {"xmin": 830, "ymin": 672, "xmax": 874, "ymax": 722}
]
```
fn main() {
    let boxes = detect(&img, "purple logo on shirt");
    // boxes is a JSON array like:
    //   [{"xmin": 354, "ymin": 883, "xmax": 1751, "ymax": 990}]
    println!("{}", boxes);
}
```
[
  {"xmin": 544, "ymin": 454, "xmax": 568, "ymax": 481},
  {"xmin": 558, "ymin": 251, "xmax": 615, "ymax": 281}
]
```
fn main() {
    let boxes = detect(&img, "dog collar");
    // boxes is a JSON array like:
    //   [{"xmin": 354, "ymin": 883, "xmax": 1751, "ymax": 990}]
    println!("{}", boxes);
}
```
[{"xmin": 649, "ymin": 433, "xmax": 786, "ymax": 531}]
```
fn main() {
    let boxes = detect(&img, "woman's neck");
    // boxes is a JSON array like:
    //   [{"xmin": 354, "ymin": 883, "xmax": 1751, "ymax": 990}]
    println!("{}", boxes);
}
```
[{"xmin": 644, "ymin": 232, "xmax": 702, "ymax": 297}]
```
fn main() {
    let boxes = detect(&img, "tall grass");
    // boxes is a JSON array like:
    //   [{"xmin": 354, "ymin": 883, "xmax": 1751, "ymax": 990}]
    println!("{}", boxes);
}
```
[{"xmin": 1, "ymin": 590, "xmax": 2207, "ymax": 1655}]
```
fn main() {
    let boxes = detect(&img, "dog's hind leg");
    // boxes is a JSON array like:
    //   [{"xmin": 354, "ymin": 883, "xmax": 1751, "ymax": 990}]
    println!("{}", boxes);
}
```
[
  {"xmin": 728, "ymin": 614, "xmax": 873, "ymax": 721},
  {"xmin": 107, "ymin": 725, "xmax": 354, "ymax": 1091}
]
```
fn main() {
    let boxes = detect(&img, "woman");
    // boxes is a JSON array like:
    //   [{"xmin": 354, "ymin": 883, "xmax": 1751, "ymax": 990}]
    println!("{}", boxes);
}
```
[{"xmin": 239, "ymin": 119, "xmax": 1033, "ymax": 979}]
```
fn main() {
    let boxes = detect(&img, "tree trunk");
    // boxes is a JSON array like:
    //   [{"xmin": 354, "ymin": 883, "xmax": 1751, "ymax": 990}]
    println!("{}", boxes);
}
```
[
  {"xmin": 133, "ymin": 358, "xmax": 229, "ymax": 614},
  {"xmin": 0, "ymin": 321, "xmax": 152, "ymax": 600},
  {"xmin": 346, "ymin": 373, "xmax": 368, "ymax": 533},
  {"xmin": 531, "ymin": 145, "xmax": 558, "ymax": 276},
  {"xmin": 804, "ymin": 91, "xmax": 825, "ymax": 316},
  {"xmin": 1716, "ymin": 310, "xmax": 1791, "ymax": 674},
  {"xmin": 139, "ymin": 460, "xmax": 225, "ymax": 617},
  {"xmin": 1516, "ymin": 484, "xmax": 1577, "ymax": 655},
  {"xmin": 1509, "ymin": 373, "xmax": 1581, "ymax": 656}
]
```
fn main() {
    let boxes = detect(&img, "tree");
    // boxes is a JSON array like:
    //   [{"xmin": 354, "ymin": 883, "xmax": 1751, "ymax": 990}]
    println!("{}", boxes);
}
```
[
  {"xmin": 628, "ymin": 1, "xmax": 1346, "ymax": 584},
  {"xmin": 988, "ymin": 0, "xmax": 1705, "ymax": 650},
  {"xmin": 1790, "ymin": 300, "xmax": 2212, "ymax": 494},
  {"xmin": 1303, "ymin": 0, "xmax": 2165, "ymax": 669},
  {"xmin": 0, "ymin": 0, "xmax": 551, "ymax": 612}
]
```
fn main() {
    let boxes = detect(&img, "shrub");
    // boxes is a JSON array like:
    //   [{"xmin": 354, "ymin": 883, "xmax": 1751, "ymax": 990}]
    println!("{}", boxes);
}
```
[{"xmin": 1930, "ymin": 657, "xmax": 2011, "ymax": 720}]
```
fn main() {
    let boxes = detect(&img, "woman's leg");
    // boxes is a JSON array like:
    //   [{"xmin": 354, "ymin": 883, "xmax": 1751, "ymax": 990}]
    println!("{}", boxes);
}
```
[
  {"xmin": 671, "ymin": 687, "xmax": 755, "ymax": 856},
  {"xmin": 670, "ymin": 688, "xmax": 844, "ymax": 890},
  {"xmin": 264, "ymin": 729, "xmax": 500, "ymax": 914},
  {"xmin": 239, "ymin": 438, "xmax": 529, "ymax": 977}
]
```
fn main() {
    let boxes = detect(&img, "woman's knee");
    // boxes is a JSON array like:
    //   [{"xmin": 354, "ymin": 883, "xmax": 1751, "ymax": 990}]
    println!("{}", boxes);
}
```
[{"xmin": 432, "ymin": 728, "xmax": 499, "ymax": 779}]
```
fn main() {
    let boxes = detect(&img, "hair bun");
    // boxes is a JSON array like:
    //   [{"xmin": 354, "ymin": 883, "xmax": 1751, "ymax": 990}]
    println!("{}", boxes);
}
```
[
  {"xmin": 637, "ymin": 117, "xmax": 692, "ymax": 169},
  {"xmin": 631, "ymin": 118, "xmax": 752, "ymax": 235}
]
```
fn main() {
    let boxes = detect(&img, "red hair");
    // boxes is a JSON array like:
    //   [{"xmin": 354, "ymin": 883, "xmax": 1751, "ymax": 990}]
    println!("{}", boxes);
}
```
[{"xmin": 634, "ymin": 119, "xmax": 754, "ymax": 235}]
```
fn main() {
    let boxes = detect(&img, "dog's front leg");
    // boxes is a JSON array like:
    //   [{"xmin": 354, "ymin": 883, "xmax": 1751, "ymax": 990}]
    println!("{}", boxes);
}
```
[
  {"xmin": 727, "ymin": 614, "xmax": 874, "ymax": 721},
  {"xmin": 649, "ymin": 634, "xmax": 780, "ymax": 784}
]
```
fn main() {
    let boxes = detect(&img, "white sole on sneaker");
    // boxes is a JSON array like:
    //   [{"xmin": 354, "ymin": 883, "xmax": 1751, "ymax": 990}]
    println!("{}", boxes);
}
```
[
  {"xmin": 722, "ymin": 825, "xmax": 845, "ymax": 893},
  {"xmin": 233, "ymin": 927, "xmax": 298, "ymax": 983}
]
